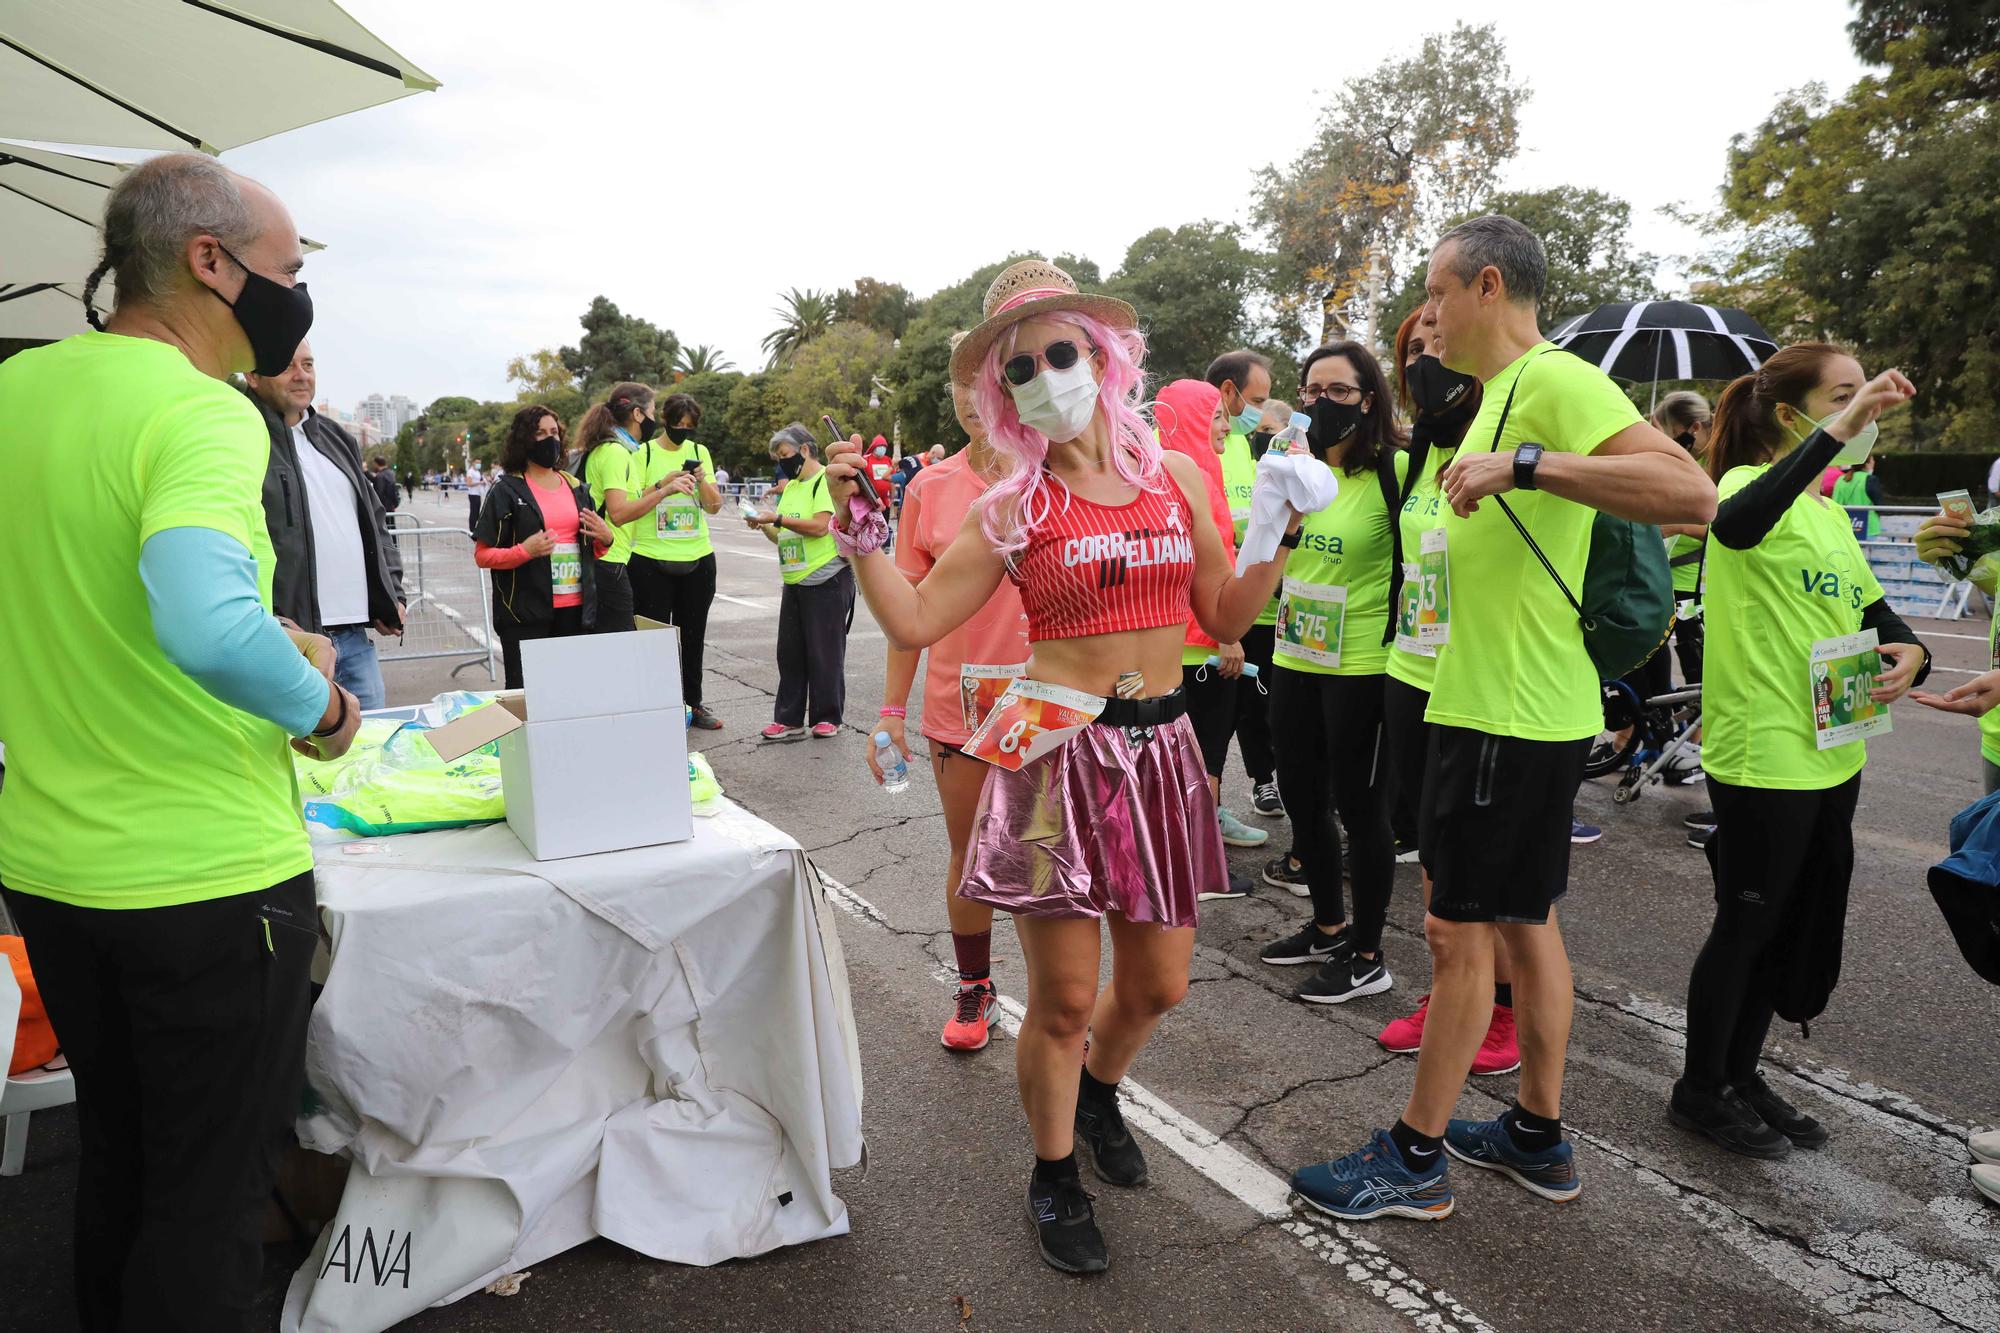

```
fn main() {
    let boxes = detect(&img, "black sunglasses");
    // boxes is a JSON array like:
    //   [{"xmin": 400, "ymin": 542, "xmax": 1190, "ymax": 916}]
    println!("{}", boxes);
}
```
[{"xmin": 1002, "ymin": 338, "xmax": 1093, "ymax": 388}]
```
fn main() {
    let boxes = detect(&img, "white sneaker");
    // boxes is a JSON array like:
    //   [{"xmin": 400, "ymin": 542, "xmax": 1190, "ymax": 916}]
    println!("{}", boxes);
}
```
[
  {"xmin": 1973, "ymin": 1164, "xmax": 2000, "ymax": 1206},
  {"xmin": 1971, "ymin": 1129, "xmax": 2000, "ymax": 1165}
]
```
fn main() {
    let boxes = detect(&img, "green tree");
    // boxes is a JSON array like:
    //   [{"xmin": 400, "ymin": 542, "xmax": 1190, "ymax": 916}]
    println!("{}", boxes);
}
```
[
  {"xmin": 722, "ymin": 371, "xmax": 784, "ymax": 474},
  {"xmin": 761, "ymin": 287, "xmax": 835, "ymax": 368},
  {"xmin": 1706, "ymin": 31, "xmax": 2000, "ymax": 448},
  {"xmin": 1105, "ymin": 222, "xmax": 1262, "ymax": 385},
  {"xmin": 425, "ymin": 395, "xmax": 479, "ymax": 421},
  {"xmin": 558, "ymin": 296, "xmax": 679, "ymax": 397},
  {"xmin": 1254, "ymin": 22, "xmax": 1527, "ymax": 346},
  {"xmin": 674, "ymin": 343, "xmax": 734, "ymax": 377},
  {"xmin": 505, "ymin": 347, "xmax": 577, "ymax": 398},
  {"xmin": 662, "ymin": 368, "xmax": 744, "ymax": 458},
  {"xmin": 834, "ymin": 278, "xmax": 920, "ymax": 340},
  {"xmin": 1384, "ymin": 186, "xmax": 1660, "ymax": 331},
  {"xmin": 1849, "ymin": 1, "xmax": 2000, "ymax": 95},
  {"xmin": 770, "ymin": 322, "xmax": 896, "ymax": 445}
]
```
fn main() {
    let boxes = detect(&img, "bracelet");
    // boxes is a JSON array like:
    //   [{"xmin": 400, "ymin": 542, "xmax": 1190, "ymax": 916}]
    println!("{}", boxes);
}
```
[
  {"xmin": 312, "ymin": 685, "xmax": 350, "ymax": 738},
  {"xmin": 879, "ymin": 706, "xmax": 907, "ymax": 718}
]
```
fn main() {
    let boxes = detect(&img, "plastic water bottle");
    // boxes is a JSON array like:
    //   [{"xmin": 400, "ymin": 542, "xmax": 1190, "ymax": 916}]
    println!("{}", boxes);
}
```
[
  {"xmin": 738, "ymin": 499, "xmax": 762, "ymax": 521},
  {"xmin": 1272, "ymin": 410, "xmax": 1314, "ymax": 456},
  {"xmin": 874, "ymin": 732, "xmax": 909, "ymax": 793}
]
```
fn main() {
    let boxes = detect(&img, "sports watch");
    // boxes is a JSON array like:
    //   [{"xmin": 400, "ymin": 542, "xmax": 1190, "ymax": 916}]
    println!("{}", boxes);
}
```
[{"xmin": 1513, "ymin": 441, "xmax": 1544, "ymax": 491}]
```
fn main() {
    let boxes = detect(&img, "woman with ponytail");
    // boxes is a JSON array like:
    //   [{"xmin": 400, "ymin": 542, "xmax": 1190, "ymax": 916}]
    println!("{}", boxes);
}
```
[
  {"xmin": 824, "ymin": 261, "xmax": 1306, "ymax": 1275},
  {"xmin": 572, "ymin": 382, "xmax": 666, "ymax": 633},
  {"xmin": 1673, "ymin": 344, "xmax": 1929, "ymax": 1158}
]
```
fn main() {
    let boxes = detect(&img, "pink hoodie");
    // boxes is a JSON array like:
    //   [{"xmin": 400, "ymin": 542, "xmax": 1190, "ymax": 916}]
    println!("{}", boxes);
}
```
[{"xmin": 1154, "ymin": 378, "xmax": 1234, "ymax": 649}]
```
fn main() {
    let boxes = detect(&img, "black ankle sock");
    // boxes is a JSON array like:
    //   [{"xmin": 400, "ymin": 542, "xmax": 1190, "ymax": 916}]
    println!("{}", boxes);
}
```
[
  {"xmin": 1501, "ymin": 1102, "xmax": 1562, "ymax": 1152},
  {"xmin": 1033, "ymin": 1152, "xmax": 1079, "ymax": 1183},
  {"xmin": 1493, "ymin": 982, "xmax": 1513, "ymax": 1008},
  {"xmin": 1079, "ymin": 1065, "xmax": 1118, "ymax": 1106},
  {"xmin": 1388, "ymin": 1118, "xmax": 1442, "ymax": 1171}
]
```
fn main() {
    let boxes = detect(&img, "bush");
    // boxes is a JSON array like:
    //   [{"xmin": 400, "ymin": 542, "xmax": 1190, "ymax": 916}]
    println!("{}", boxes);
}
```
[{"xmin": 1874, "ymin": 451, "xmax": 2000, "ymax": 505}]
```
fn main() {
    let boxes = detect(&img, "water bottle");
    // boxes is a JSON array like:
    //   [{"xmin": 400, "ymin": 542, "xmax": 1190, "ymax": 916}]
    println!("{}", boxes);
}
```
[
  {"xmin": 874, "ymin": 731, "xmax": 909, "ymax": 793},
  {"xmin": 1273, "ymin": 410, "xmax": 1314, "ymax": 456},
  {"xmin": 738, "ymin": 499, "xmax": 762, "ymax": 521}
]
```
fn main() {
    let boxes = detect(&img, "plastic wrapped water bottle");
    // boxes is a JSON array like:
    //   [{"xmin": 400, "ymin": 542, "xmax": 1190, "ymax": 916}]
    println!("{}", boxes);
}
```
[{"xmin": 874, "ymin": 731, "xmax": 909, "ymax": 793}]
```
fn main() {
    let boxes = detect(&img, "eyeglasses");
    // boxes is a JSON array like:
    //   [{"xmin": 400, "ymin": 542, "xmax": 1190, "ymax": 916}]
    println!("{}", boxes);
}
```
[
  {"xmin": 1003, "ymin": 338, "xmax": 1095, "ymax": 388},
  {"xmin": 1300, "ymin": 381, "xmax": 1362, "ymax": 405}
]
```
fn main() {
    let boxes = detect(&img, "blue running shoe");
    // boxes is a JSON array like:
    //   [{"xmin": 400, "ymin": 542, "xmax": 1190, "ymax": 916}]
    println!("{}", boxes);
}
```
[
  {"xmin": 1290, "ymin": 1128, "xmax": 1455, "ymax": 1222},
  {"xmin": 1443, "ymin": 1115, "xmax": 1582, "ymax": 1202}
]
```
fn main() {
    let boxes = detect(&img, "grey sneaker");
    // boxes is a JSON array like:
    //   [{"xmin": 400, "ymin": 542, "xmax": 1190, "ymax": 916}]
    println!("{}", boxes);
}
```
[{"xmin": 1218, "ymin": 807, "xmax": 1269, "ymax": 847}]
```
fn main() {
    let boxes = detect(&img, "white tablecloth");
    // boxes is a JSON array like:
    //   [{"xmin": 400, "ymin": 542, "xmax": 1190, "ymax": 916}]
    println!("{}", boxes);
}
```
[{"xmin": 280, "ymin": 802, "xmax": 864, "ymax": 1333}]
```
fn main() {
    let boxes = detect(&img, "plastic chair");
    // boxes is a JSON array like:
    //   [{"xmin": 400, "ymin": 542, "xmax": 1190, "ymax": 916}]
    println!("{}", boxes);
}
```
[{"xmin": 1, "ymin": 955, "xmax": 75, "ymax": 1176}]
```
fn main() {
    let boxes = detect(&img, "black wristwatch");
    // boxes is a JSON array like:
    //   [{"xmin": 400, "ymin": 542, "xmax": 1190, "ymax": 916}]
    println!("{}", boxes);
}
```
[
  {"xmin": 1280, "ymin": 528, "xmax": 1303, "ymax": 549},
  {"xmin": 1513, "ymin": 442, "xmax": 1545, "ymax": 491}
]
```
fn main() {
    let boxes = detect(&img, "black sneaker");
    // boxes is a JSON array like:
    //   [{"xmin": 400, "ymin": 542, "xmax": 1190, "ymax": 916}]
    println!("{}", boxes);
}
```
[
  {"xmin": 1261, "ymin": 854, "xmax": 1309, "ymax": 896},
  {"xmin": 1076, "ymin": 1092, "xmax": 1148, "ymax": 1186},
  {"xmin": 1393, "ymin": 840, "xmax": 1420, "ymax": 865},
  {"xmin": 1683, "ymin": 809, "xmax": 1717, "ymax": 831},
  {"xmin": 1198, "ymin": 869, "xmax": 1252, "ymax": 902},
  {"xmin": 1669, "ymin": 1079, "xmax": 1791, "ymax": 1159},
  {"xmin": 1740, "ymin": 1074, "xmax": 1828, "ymax": 1148},
  {"xmin": 1026, "ymin": 1171, "xmax": 1108, "ymax": 1274},
  {"xmin": 1687, "ymin": 825, "xmax": 1714, "ymax": 851},
  {"xmin": 1296, "ymin": 951, "xmax": 1393, "ymax": 1006},
  {"xmin": 1259, "ymin": 922, "xmax": 1351, "ymax": 967},
  {"xmin": 1252, "ymin": 781, "xmax": 1286, "ymax": 818}
]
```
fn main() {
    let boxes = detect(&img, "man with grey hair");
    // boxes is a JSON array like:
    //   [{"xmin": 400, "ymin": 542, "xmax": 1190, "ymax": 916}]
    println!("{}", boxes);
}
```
[
  {"xmin": 0, "ymin": 152, "xmax": 358, "ymax": 1330},
  {"xmin": 1290, "ymin": 213, "xmax": 1716, "ymax": 1223}
]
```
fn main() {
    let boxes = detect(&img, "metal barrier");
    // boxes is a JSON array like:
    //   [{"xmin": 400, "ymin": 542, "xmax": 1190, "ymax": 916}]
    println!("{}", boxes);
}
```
[{"xmin": 381, "ymin": 514, "xmax": 497, "ymax": 680}]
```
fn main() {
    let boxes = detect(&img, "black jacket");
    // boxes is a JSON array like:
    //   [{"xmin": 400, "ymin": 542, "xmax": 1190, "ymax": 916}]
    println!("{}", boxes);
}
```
[
  {"xmin": 369, "ymin": 467, "xmax": 400, "ymax": 512},
  {"xmin": 247, "ymin": 391, "xmax": 408, "ymax": 634},
  {"xmin": 474, "ymin": 471, "xmax": 600, "ymax": 631}
]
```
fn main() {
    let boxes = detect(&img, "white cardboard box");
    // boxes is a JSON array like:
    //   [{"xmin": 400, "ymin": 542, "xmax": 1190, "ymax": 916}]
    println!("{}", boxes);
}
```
[{"xmin": 426, "ymin": 624, "xmax": 690, "ymax": 860}]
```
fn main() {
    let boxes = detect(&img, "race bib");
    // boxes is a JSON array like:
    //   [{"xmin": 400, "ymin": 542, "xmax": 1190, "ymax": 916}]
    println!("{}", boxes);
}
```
[
  {"xmin": 550, "ymin": 541, "xmax": 581, "ymax": 598},
  {"xmin": 778, "ymin": 534, "xmax": 807, "ymax": 574},
  {"xmin": 1809, "ymin": 629, "xmax": 1891, "ymax": 750},
  {"xmin": 1414, "ymin": 527, "xmax": 1450, "ymax": 647},
  {"xmin": 659, "ymin": 497, "xmax": 702, "ymax": 536},
  {"xmin": 1394, "ymin": 561, "xmax": 1435, "ymax": 657},
  {"xmin": 1276, "ymin": 578, "xmax": 1347, "ymax": 669},
  {"xmin": 961, "ymin": 678, "xmax": 1103, "ymax": 771},
  {"xmin": 960, "ymin": 662, "xmax": 1029, "ymax": 733}
]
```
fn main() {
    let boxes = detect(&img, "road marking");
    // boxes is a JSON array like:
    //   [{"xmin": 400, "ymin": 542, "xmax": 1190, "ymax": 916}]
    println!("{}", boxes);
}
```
[
  {"xmin": 813, "ymin": 871, "xmax": 1498, "ymax": 1333},
  {"xmin": 714, "ymin": 593, "xmax": 771, "ymax": 610},
  {"xmin": 1921, "ymin": 631, "xmax": 1988, "ymax": 643}
]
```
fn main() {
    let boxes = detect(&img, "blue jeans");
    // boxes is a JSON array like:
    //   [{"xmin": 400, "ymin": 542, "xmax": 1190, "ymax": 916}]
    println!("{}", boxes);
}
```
[{"xmin": 329, "ymin": 625, "xmax": 385, "ymax": 711}]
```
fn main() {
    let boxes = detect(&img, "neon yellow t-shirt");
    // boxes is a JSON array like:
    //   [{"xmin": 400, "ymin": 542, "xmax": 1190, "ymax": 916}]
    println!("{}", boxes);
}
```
[
  {"xmin": 1274, "ymin": 451, "xmax": 1407, "ymax": 677},
  {"xmin": 631, "ymin": 439, "xmax": 716, "ymax": 561},
  {"xmin": 1700, "ymin": 464, "xmax": 1886, "ymax": 790},
  {"xmin": 0, "ymin": 333, "xmax": 312, "ymax": 908},
  {"xmin": 776, "ymin": 470, "xmax": 839, "ymax": 585},
  {"xmin": 1387, "ymin": 442, "xmax": 1460, "ymax": 695},
  {"xmin": 1425, "ymin": 345, "xmax": 1645, "ymax": 741},
  {"xmin": 1985, "ymin": 608, "xmax": 2000, "ymax": 768},
  {"xmin": 582, "ymin": 440, "xmax": 639, "ymax": 565},
  {"xmin": 1221, "ymin": 432, "xmax": 1256, "ymax": 542},
  {"xmin": 1669, "ymin": 532, "xmax": 1704, "ymax": 595}
]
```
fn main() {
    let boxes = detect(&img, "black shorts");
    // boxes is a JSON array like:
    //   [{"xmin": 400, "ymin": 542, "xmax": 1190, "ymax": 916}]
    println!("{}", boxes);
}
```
[{"xmin": 1419, "ymin": 724, "xmax": 1587, "ymax": 924}]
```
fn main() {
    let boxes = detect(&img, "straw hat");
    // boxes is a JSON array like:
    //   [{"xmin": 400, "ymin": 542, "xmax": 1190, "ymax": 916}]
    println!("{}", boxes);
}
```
[{"xmin": 949, "ymin": 258, "xmax": 1137, "ymax": 386}]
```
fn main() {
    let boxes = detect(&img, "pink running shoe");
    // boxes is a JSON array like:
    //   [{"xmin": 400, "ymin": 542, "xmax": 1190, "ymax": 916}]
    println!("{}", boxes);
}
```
[
  {"xmin": 1378, "ymin": 994, "xmax": 1430, "ymax": 1053},
  {"xmin": 942, "ymin": 981, "xmax": 998, "ymax": 1051},
  {"xmin": 811, "ymin": 722, "xmax": 840, "ymax": 739},
  {"xmin": 760, "ymin": 723, "xmax": 806, "ymax": 742},
  {"xmin": 1471, "ymin": 1004, "xmax": 1521, "ymax": 1076}
]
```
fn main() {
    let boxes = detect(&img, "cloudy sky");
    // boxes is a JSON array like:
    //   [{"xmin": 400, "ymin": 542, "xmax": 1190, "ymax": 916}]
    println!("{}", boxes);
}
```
[{"xmin": 214, "ymin": 0, "xmax": 1869, "ymax": 413}]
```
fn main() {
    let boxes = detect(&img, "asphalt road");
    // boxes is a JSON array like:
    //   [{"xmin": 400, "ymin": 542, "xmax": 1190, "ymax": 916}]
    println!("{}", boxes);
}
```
[{"xmin": 3, "ymin": 488, "xmax": 1995, "ymax": 1333}]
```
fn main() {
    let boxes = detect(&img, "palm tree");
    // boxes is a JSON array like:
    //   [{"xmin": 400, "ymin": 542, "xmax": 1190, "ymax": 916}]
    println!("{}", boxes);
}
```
[
  {"xmin": 675, "ymin": 343, "xmax": 734, "ymax": 377},
  {"xmin": 761, "ymin": 288, "xmax": 835, "ymax": 368}
]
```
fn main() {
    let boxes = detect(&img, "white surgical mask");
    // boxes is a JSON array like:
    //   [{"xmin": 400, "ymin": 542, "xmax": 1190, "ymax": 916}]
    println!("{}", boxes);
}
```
[
  {"xmin": 1008, "ymin": 359, "xmax": 1099, "ymax": 441},
  {"xmin": 1788, "ymin": 405, "xmax": 1877, "ymax": 468}
]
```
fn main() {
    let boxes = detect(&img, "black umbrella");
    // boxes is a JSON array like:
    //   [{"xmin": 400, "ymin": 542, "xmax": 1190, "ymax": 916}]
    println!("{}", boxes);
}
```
[{"xmin": 1547, "ymin": 301, "xmax": 1778, "ymax": 385}]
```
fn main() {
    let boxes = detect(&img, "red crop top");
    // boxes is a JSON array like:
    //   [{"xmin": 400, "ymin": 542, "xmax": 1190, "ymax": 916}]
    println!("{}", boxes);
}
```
[{"xmin": 1007, "ymin": 478, "xmax": 1197, "ymax": 643}]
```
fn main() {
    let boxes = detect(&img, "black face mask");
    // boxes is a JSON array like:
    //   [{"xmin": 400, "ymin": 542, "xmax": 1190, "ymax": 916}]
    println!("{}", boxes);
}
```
[
  {"xmin": 1249, "ymin": 429, "xmax": 1276, "ymax": 460},
  {"xmin": 214, "ymin": 245, "xmax": 313, "ymax": 377},
  {"xmin": 665, "ymin": 426, "xmax": 695, "ymax": 445},
  {"xmin": 1306, "ymin": 396, "xmax": 1364, "ymax": 456},
  {"xmin": 637, "ymin": 416, "xmax": 660, "ymax": 443},
  {"xmin": 774, "ymin": 453, "xmax": 804, "ymax": 480},
  {"xmin": 1673, "ymin": 430, "xmax": 1696, "ymax": 449},
  {"xmin": 1404, "ymin": 355, "xmax": 1478, "ymax": 423},
  {"xmin": 528, "ymin": 438, "xmax": 561, "ymax": 469}
]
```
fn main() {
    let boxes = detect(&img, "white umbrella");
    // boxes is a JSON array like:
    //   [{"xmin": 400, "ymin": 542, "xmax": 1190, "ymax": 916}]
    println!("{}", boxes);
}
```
[
  {"xmin": 0, "ymin": 0, "xmax": 438, "ymax": 154},
  {"xmin": 1, "ymin": 140, "xmax": 326, "ymax": 336}
]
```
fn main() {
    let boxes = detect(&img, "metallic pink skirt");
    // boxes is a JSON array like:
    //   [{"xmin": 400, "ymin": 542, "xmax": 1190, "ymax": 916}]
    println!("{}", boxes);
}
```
[{"xmin": 958, "ymin": 715, "xmax": 1224, "ymax": 928}]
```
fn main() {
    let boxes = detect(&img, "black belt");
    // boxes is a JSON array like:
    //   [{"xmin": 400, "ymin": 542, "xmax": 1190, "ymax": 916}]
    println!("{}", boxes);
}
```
[{"xmin": 1096, "ymin": 687, "xmax": 1187, "ymax": 727}]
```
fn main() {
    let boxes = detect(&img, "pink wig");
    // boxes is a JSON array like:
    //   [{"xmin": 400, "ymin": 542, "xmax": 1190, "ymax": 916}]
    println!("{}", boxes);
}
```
[{"xmin": 971, "ymin": 310, "xmax": 1164, "ymax": 561}]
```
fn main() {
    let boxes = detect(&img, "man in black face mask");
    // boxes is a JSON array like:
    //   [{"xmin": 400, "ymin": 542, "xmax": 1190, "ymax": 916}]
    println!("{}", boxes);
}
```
[
  {"xmin": 1, "ymin": 152, "xmax": 359, "ymax": 1331},
  {"xmin": 245, "ymin": 337, "xmax": 407, "ymax": 710}
]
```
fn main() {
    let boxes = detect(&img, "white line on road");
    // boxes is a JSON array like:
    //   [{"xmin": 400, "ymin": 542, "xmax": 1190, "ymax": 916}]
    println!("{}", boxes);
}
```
[
  {"xmin": 814, "ymin": 871, "xmax": 1499, "ymax": 1333},
  {"xmin": 714, "ymin": 593, "xmax": 771, "ymax": 609}
]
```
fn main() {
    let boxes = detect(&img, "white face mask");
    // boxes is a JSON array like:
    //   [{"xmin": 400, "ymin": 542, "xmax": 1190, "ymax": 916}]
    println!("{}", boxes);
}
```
[
  {"xmin": 1008, "ymin": 359, "xmax": 1099, "ymax": 442},
  {"xmin": 1788, "ymin": 405, "xmax": 1877, "ymax": 468}
]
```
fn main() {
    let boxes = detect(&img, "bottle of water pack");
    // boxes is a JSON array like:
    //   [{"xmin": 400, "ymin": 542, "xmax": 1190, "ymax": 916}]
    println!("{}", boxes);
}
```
[{"xmin": 874, "ymin": 732, "xmax": 909, "ymax": 793}]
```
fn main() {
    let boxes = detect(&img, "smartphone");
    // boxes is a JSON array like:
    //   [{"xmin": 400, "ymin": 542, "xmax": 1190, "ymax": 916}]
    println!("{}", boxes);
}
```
[
  {"xmin": 824, "ymin": 415, "xmax": 881, "ymax": 509},
  {"xmin": 681, "ymin": 458, "xmax": 703, "ymax": 475}
]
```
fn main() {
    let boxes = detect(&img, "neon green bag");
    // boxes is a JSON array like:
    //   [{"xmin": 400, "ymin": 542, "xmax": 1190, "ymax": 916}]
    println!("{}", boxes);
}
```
[{"xmin": 298, "ymin": 697, "xmax": 506, "ymax": 836}]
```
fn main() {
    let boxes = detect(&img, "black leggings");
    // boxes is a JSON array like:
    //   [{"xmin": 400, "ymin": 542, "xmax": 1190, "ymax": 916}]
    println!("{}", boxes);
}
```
[
  {"xmin": 1271, "ymin": 666, "xmax": 1395, "ymax": 953},
  {"xmin": 1180, "ymin": 660, "xmax": 1240, "ymax": 781},
  {"xmin": 1231, "ymin": 623, "xmax": 1277, "ymax": 784},
  {"xmin": 592, "ymin": 562, "xmax": 636, "ymax": 634},
  {"xmin": 1381, "ymin": 674, "xmax": 1430, "ymax": 854},
  {"xmin": 1682, "ymin": 773, "xmax": 1860, "ymax": 1090},
  {"xmin": 497, "ymin": 605, "xmax": 586, "ymax": 690},
  {"xmin": 630, "ymin": 552, "xmax": 717, "ymax": 707}
]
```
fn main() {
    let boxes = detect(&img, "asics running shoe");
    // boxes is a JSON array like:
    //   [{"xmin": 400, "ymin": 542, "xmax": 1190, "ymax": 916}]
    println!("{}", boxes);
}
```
[
  {"xmin": 1291, "ymin": 1128, "xmax": 1454, "ymax": 1222},
  {"xmin": 1444, "ymin": 1115, "xmax": 1583, "ymax": 1202}
]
